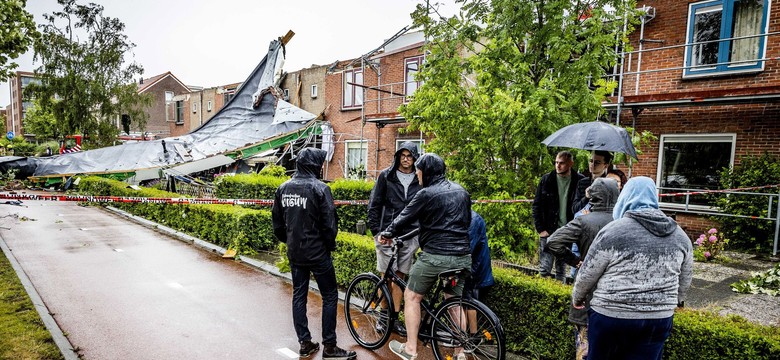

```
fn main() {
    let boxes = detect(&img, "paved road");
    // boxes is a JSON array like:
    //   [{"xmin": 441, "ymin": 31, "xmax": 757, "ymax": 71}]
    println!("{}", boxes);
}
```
[{"xmin": 0, "ymin": 198, "xmax": 413, "ymax": 360}]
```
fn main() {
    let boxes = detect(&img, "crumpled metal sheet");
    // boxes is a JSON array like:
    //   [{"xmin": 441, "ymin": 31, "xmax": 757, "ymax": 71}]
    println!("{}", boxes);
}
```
[{"xmin": 33, "ymin": 39, "xmax": 316, "ymax": 177}]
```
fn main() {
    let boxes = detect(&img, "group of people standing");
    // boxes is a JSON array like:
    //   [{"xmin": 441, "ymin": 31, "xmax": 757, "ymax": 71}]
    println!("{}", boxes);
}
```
[
  {"xmin": 270, "ymin": 142, "xmax": 691, "ymax": 360},
  {"xmin": 533, "ymin": 150, "xmax": 693, "ymax": 360},
  {"xmin": 271, "ymin": 142, "xmax": 493, "ymax": 360}
]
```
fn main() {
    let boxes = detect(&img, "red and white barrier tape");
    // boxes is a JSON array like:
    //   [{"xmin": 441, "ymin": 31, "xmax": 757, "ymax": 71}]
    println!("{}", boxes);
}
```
[{"xmin": 1, "ymin": 183, "xmax": 777, "ymax": 205}]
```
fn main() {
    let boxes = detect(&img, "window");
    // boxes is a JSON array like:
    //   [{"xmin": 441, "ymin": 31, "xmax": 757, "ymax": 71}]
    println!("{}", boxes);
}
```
[
  {"xmin": 165, "ymin": 91, "xmax": 174, "ymax": 103},
  {"xmin": 684, "ymin": 0, "xmax": 768, "ymax": 77},
  {"xmin": 283, "ymin": 88, "xmax": 289, "ymax": 100},
  {"xmin": 311, "ymin": 84, "xmax": 318, "ymax": 98},
  {"xmin": 192, "ymin": 102, "xmax": 197, "ymax": 113},
  {"xmin": 396, "ymin": 139, "xmax": 425, "ymax": 154},
  {"xmin": 224, "ymin": 90, "xmax": 236, "ymax": 104},
  {"xmin": 657, "ymin": 134, "xmax": 736, "ymax": 206},
  {"xmin": 175, "ymin": 100, "xmax": 184, "ymax": 124},
  {"xmin": 405, "ymin": 56, "xmax": 424, "ymax": 101},
  {"xmin": 345, "ymin": 140, "xmax": 367, "ymax": 179},
  {"xmin": 342, "ymin": 69, "xmax": 363, "ymax": 109},
  {"xmin": 207, "ymin": 100, "xmax": 212, "ymax": 112}
]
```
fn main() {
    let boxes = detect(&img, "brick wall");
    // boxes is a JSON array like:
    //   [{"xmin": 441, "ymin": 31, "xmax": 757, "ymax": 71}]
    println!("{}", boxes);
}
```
[
  {"xmin": 623, "ymin": 0, "xmax": 780, "ymax": 96},
  {"xmin": 137, "ymin": 75, "xmax": 190, "ymax": 136},
  {"xmin": 323, "ymin": 45, "xmax": 429, "ymax": 181}
]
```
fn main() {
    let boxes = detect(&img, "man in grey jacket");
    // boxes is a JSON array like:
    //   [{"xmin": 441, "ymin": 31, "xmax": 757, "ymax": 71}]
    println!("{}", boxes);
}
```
[
  {"xmin": 572, "ymin": 176, "xmax": 693, "ymax": 360},
  {"xmin": 546, "ymin": 177, "xmax": 619, "ymax": 360}
]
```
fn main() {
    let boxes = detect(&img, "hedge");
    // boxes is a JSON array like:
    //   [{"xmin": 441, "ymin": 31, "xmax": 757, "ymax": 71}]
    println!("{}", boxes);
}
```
[
  {"xmin": 77, "ymin": 177, "xmax": 275, "ymax": 254},
  {"xmin": 77, "ymin": 177, "xmax": 780, "ymax": 359},
  {"xmin": 213, "ymin": 173, "xmax": 373, "ymax": 234}
]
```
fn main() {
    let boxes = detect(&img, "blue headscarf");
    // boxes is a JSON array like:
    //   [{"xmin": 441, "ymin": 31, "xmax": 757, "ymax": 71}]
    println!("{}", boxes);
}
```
[{"xmin": 612, "ymin": 176, "xmax": 659, "ymax": 220}]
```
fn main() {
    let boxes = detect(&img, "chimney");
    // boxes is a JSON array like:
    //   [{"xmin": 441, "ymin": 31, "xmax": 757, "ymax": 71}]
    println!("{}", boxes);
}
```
[{"xmin": 139, "ymin": 78, "xmax": 144, "ymax": 84}]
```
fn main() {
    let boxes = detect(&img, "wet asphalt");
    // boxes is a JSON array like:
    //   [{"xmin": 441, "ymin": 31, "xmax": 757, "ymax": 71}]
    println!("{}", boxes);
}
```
[{"xmin": 0, "ymin": 198, "xmax": 418, "ymax": 360}]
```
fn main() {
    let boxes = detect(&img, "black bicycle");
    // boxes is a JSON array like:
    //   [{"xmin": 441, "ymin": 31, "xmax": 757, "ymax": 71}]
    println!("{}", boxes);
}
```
[{"xmin": 344, "ymin": 231, "xmax": 506, "ymax": 360}]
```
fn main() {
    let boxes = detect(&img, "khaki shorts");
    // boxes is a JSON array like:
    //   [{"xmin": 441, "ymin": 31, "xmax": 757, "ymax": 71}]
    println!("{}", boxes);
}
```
[
  {"xmin": 407, "ymin": 252, "xmax": 472, "ymax": 296},
  {"xmin": 375, "ymin": 235, "xmax": 419, "ymax": 274}
]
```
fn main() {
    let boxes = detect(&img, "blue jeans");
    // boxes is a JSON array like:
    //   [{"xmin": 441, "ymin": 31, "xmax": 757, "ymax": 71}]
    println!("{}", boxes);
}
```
[
  {"xmin": 291, "ymin": 257, "xmax": 338, "ymax": 346},
  {"xmin": 588, "ymin": 309, "xmax": 673, "ymax": 360},
  {"xmin": 539, "ymin": 236, "xmax": 566, "ymax": 282}
]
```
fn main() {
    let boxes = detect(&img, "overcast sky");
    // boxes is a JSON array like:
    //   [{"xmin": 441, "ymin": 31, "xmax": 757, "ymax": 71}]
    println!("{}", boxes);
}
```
[{"xmin": 1, "ymin": 0, "xmax": 458, "ymax": 106}]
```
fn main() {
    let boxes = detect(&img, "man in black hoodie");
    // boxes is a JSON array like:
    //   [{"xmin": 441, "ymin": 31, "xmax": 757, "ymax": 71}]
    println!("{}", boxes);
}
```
[
  {"xmin": 379, "ymin": 153, "xmax": 472, "ymax": 360},
  {"xmin": 272, "ymin": 148, "xmax": 356, "ymax": 360},
  {"xmin": 367, "ymin": 141, "xmax": 422, "ymax": 336}
]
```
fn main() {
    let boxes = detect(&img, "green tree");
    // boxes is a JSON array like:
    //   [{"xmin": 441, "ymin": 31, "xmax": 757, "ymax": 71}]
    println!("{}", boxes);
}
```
[
  {"xmin": 20, "ymin": 98, "xmax": 60, "ymax": 140},
  {"xmin": 403, "ymin": 0, "xmax": 638, "ymax": 197},
  {"xmin": 28, "ymin": 0, "xmax": 150, "ymax": 148},
  {"xmin": 0, "ymin": 0, "xmax": 38, "ymax": 78}
]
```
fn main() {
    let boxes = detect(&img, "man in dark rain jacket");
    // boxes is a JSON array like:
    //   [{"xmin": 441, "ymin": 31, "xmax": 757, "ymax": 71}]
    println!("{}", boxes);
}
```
[
  {"xmin": 545, "ymin": 177, "xmax": 619, "ymax": 360},
  {"xmin": 379, "ymin": 153, "xmax": 472, "ymax": 360},
  {"xmin": 367, "ymin": 141, "xmax": 422, "ymax": 336},
  {"xmin": 272, "ymin": 148, "xmax": 356, "ymax": 360}
]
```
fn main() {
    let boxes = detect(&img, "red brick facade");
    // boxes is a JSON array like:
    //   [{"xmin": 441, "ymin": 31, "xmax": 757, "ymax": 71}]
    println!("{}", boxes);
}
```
[
  {"xmin": 612, "ymin": 0, "xmax": 780, "ymax": 232},
  {"xmin": 322, "ymin": 34, "xmax": 430, "ymax": 181},
  {"xmin": 136, "ymin": 72, "xmax": 190, "ymax": 137}
]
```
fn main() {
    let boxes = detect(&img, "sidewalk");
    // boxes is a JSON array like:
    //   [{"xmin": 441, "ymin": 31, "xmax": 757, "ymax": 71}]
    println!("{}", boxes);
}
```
[{"xmin": 687, "ymin": 251, "xmax": 780, "ymax": 327}]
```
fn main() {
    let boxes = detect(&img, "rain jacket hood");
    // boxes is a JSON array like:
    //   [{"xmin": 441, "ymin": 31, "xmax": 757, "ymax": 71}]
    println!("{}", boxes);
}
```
[
  {"xmin": 294, "ymin": 148, "xmax": 326, "ymax": 179},
  {"xmin": 589, "ymin": 177, "xmax": 620, "ymax": 212},
  {"xmin": 415, "ymin": 153, "xmax": 446, "ymax": 187},
  {"xmin": 393, "ymin": 142, "xmax": 420, "ymax": 172},
  {"xmin": 613, "ymin": 176, "xmax": 678, "ymax": 237}
]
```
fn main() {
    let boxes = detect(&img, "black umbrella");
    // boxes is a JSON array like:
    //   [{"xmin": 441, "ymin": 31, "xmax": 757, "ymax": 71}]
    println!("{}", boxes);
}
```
[{"xmin": 541, "ymin": 121, "xmax": 638, "ymax": 159}]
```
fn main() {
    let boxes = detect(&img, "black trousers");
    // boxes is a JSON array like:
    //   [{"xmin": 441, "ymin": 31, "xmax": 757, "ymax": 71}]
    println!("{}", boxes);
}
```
[{"xmin": 290, "ymin": 257, "xmax": 338, "ymax": 345}]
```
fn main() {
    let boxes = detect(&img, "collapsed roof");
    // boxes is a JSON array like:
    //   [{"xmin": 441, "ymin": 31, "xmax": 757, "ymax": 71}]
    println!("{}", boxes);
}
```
[{"xmin": 31, "ymin": 36, "xmax": 320, "ymax": 182}]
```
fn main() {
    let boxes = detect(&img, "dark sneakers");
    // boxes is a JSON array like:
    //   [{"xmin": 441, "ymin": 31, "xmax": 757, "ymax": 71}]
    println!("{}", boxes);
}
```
[
  {"xmin": 323, "ymin": 344, "xmax": 357, "ymax": 360},
  {"xmin": 299, "ymin": 340, "xmax": 320, "ymax": 358}
]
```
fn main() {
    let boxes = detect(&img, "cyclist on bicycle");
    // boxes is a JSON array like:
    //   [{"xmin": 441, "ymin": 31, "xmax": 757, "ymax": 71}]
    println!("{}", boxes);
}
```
[{"xmin": 379, "ymin": 153, "xmax": 472, "ymax": 360}]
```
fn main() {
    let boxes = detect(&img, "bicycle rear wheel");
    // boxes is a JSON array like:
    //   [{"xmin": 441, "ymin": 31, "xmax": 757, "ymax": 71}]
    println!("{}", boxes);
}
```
[
  {"xmin": 430, "ymin": 297, "xmax": 506, "ymax": 360},
  {"xmin": 344, "ymin": 273, "xmax": 393, "ymax": 349}
]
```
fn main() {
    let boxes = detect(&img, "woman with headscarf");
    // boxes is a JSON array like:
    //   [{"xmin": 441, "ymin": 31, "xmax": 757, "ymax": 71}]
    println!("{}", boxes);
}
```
[{"xmin": 571, "ymin": 177, "xmax": 693, "ymax": 360}]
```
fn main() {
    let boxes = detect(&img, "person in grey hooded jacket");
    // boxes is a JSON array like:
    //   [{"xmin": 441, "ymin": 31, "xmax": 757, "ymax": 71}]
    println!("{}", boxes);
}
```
[
  {"xmin": 546, "ymin": 177, "xmax": 620, "ymax": 360},
  {"xmin": 571, "ymin": 176, "xmax": 693, "ymax": 360}
]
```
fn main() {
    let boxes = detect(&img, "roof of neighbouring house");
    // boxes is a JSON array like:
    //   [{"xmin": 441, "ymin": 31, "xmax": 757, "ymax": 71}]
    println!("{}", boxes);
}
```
[{"xmin": 137, "ymin": 71, "xmax": 189, "ymax": 94}]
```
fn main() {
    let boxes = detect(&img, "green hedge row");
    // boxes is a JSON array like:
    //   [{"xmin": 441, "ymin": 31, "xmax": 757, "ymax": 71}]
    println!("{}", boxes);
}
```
[
  {"xmin": 77, "ymin": 177, "xmax": 780, "ymax": 359},
  {"xmin": 214, "ymin": 174, "xmax": 374, "ymax": 235},
  {"xmin": 77, "ymin": 177, "xmax": 275, "ymax": 254}
]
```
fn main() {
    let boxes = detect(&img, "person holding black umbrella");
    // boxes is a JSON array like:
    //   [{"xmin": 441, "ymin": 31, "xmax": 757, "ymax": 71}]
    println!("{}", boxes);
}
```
[{"xmin": 572, "ymin": 150, "xmax": 612, "ymax": 215}]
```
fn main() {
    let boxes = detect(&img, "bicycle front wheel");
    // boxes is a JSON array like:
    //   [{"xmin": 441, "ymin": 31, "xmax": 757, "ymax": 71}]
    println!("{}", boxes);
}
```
[
  {"xmin": 430, "ymin": 297, "xmax": 506, "ymax": 360},
  {"xmin": 343, "ymin": 273, "xmax": 393, "ymax": 349}
]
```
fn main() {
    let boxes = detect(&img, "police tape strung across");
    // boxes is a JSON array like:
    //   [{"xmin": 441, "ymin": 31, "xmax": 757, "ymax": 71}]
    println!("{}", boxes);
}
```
[{"xmin": 1, "ymin": 183, "xmax": 778, "ymax": 206}]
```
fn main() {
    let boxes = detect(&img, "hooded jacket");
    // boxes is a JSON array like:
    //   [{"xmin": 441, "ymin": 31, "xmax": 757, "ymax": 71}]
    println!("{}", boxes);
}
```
[
  {"xmin": 272, "ymin": 148, "xmax": 338, "ymax": 266},
  {"xmin": 384, "ymin": 154, "xmax": 471, "ymax": 256},
  {"xmin": 367, "ymin": 142, "xmax": 421, "ymax": 236},
  {"xmin": 572, "ymin": 177, "xmax": 693, "ymax": 320},
  {"xmin": 546, "ymin": 177, "xmax": 619, "ymax": 325}
]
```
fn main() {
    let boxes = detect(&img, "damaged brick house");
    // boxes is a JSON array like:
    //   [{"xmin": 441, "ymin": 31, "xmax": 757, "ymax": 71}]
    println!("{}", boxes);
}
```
[
  {"xmin": 321, "ymin": 30, "xmax": 429, "ymax": 181},
  {"xmin": 606, "ymin": 0, "xmax": 780, "ymax": 234}
]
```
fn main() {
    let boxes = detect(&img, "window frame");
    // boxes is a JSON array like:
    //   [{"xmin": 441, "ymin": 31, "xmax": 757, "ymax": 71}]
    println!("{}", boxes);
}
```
[
  {"xmin": 683, "ymin": 0, "xmax": 769, "ymax": 78},
  {"xmin": 342, "ymin": 69, "xmax": 364, "ymax": 110},
  {"xmin": 175, "ymin": 100, "xmax": 184, "ymax": 125},
  {"xmin": 344, "ymin": 140, "xmax": 368, "ymax": 178},
  {"xmin": 404, "ymin": 55, "xmax": 425, "ymax": 102},
  {"xmin": 395, "ymin": 139, "xmax": 425, "ymax": 154},
  {"xmin": 656, "ymin": 133, "xmax": 736, "ymax": 209},
  {"xmin": 311, "ymin": 84, "xmax": 318, "ymax": 98},
  {"xmin": 165, "ymin": 91, "xmax": 174, "ymax": 103},
  {"xmin": 207, "ymin": 100, "xmax": 213, "ymax": 112}
]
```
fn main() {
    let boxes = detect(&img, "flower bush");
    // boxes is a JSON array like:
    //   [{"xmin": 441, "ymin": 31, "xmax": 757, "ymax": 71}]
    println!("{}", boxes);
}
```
[{"xmin": 693, "ymin": 228, "xmax": 728, "ymax": 262}]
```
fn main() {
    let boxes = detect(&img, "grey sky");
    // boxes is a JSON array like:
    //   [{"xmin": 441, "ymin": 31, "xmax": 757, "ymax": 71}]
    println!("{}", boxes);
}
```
[{"xmin": 1, "ymin": 0, "xmax": 458, "ymax": 106}]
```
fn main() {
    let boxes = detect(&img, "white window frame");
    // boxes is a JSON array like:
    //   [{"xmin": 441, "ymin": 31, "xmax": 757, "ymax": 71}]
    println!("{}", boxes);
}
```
[
  {"xmin": 165, "ymin": 91, "xmax": 174, "ymax": 103},
  {"xmin": 342, "ymin": 69, "xmax": 364, "ymax": 110},
  {"xmin": 344, "ymin": 140, "xmax": 368, "ymax": 178},
  {"xmin": 311, "ymin": 84, "xmax": 318, "ymax": 98},
  {"xmin": 192, "ymin": 102, "xmax": 197, "ymax": 113},
  {"xmin": 404, "ymin": 55, "xmax": 425, "ymax": 102},
  {"xmin": 656, "ymin": 133, "xmax": 736, "ymax": 209},
  {"xmin": 283, "ymin": 88, "xmax": 289, "ymax": 100},
  {"xmin": 395, "ymin": 139, "xmax": 425, "ymax": 154},
  {"xmin": 207, "ymin": 100, "xmax": 213, "ymax": 112}
]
